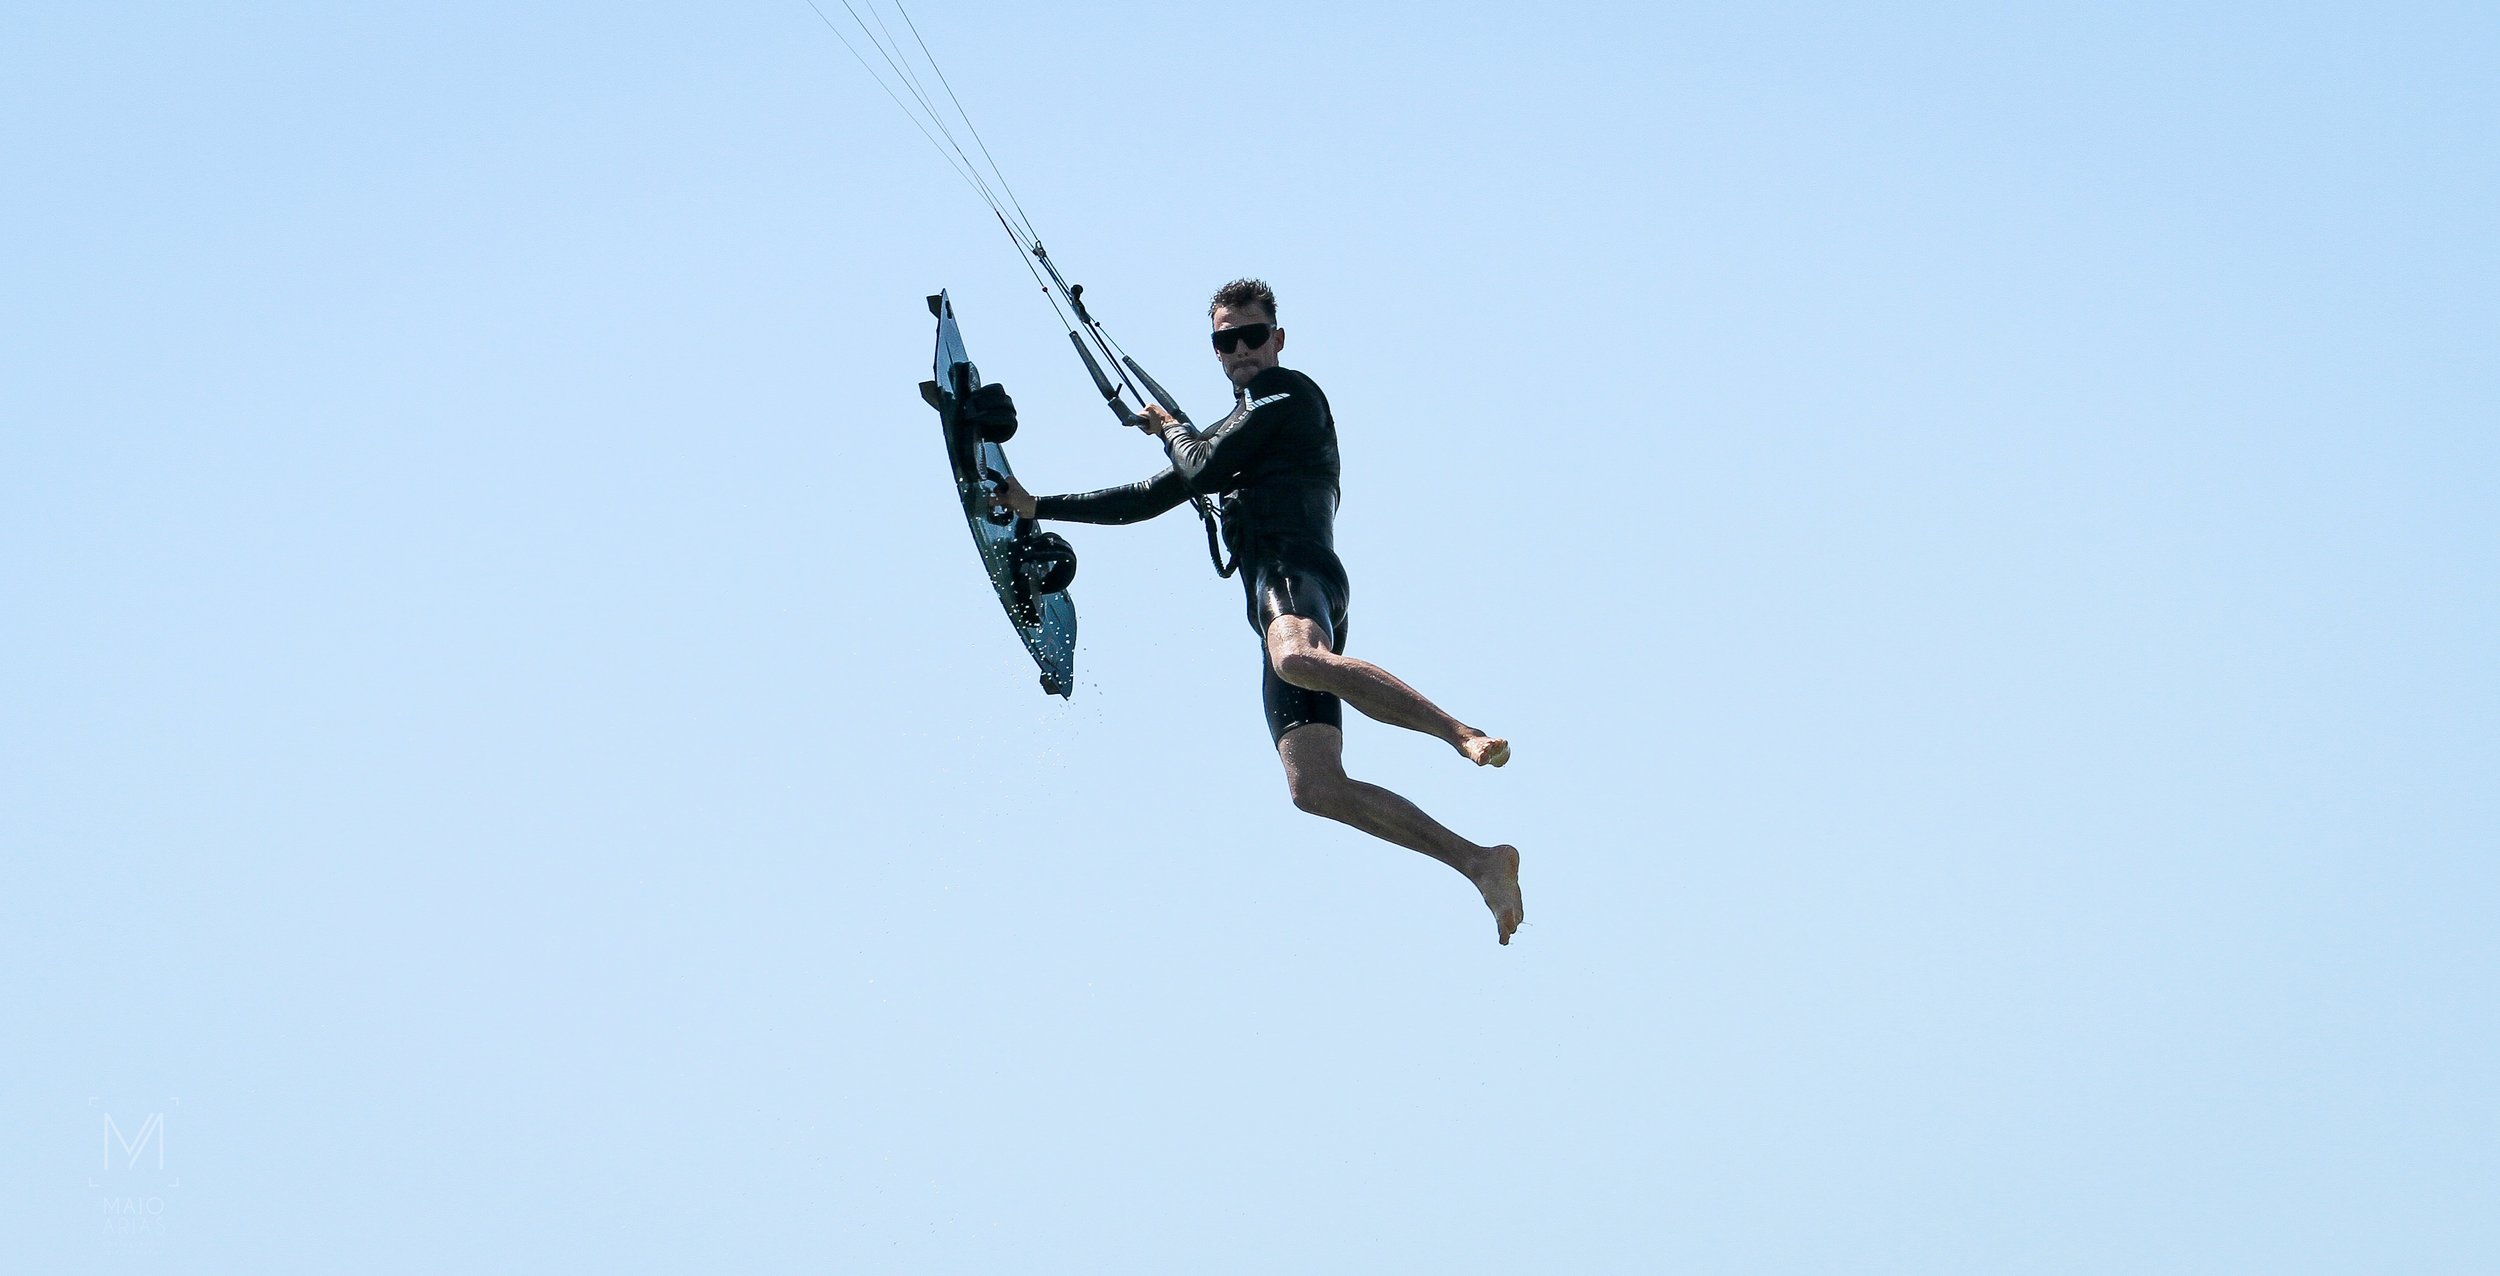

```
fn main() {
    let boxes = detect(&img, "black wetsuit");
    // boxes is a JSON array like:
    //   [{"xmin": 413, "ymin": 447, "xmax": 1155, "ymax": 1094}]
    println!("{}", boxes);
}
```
[{"xmin": 1034, "ymin": 365, "xmax": 1350, "ymax": 742}]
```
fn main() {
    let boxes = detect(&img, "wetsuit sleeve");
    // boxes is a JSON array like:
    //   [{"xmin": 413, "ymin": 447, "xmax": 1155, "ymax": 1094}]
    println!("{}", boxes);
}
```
[
  {"xmin": 1034, "ymin": 467, "xmax": 1191, "ymax": 524},
  {"xmin": 1158, "ymin": 387, "xmax": 1315, "ymax": 493}
]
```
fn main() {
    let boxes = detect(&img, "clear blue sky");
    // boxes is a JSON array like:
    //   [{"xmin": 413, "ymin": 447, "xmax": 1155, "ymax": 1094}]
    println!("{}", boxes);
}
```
[{"xmin": 4, "ymin": 2, "xmax": 2494, "ymax": 1271}]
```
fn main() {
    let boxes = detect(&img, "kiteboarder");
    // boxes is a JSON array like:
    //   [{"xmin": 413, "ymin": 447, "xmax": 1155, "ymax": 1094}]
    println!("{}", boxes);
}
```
[{"xmin": 986, "ymin": 279, "xmax": 1524, "ymax": 945}]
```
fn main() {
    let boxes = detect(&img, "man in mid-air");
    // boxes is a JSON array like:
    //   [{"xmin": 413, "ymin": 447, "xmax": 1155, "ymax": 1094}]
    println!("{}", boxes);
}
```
[{"xmin": 987, "ymin": 279, "xmax": 1524, "ymax": 945}]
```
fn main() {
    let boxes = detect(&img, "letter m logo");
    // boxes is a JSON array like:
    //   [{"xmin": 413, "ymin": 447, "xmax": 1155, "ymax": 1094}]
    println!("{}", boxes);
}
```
[{"xmin": 102, "ymin": 1112, "xmax": 165, "ymax": 1172}]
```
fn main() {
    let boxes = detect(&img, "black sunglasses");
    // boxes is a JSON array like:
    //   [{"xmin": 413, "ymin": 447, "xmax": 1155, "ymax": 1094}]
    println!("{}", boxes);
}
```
[{"xmin": 1211, "ymin": 323, "xmax": 1274, "ymax": 354}]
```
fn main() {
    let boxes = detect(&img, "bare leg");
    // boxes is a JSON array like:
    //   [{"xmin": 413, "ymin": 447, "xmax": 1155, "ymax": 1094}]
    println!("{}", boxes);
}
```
[
  {"xmin": 1279, "ymin": 724, "xmax": 1523, "ymax": 945},
  {"xmin": 1267, "ymin": 617, "xmax": 1510, "ymax": 767}
]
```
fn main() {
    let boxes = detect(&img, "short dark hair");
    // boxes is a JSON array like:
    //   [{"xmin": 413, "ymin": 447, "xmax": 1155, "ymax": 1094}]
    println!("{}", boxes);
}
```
[{"xmin": 1208, "ymin": 278, "xmax": 1277, "ymax": 323}]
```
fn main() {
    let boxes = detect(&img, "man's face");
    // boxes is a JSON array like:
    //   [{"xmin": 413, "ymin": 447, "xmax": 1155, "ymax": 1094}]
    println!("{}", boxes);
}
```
[{"xmin": 1211, "ymin": 303, "xmax": 1283, "ymax": 389}]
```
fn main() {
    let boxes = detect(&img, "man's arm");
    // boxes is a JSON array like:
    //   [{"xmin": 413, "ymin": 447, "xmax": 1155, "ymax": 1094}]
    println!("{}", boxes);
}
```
[
  {"xmin": 970, "ymin": 384, "xmax": 1189, "ymax": 524},
  {"xmin": 994, "ymin": 469, "xmax": 1191, "ymax": 525},
  {"xmin": 1144, "ymin": 387, "xmax": 1310, "ymax": 493}
]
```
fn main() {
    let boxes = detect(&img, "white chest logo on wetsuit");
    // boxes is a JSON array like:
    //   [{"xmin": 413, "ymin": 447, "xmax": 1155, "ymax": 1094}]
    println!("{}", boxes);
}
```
[{"xmin": 1216, "ymin": 392, "xmax": 1291, "ymax": 435}]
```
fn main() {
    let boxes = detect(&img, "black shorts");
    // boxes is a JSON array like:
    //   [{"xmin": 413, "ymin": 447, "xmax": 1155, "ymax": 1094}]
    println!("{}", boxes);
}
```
[{"xmin": 1252, "ymin": 559, "xmax": 1351, "ymax": 744}]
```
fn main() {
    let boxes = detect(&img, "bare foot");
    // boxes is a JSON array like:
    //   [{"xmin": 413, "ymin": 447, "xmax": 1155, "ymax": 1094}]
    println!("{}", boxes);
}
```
[
  {"xmin": 1459, "ymin": 730, "xmax": 1511, "ymax": 768},
  {"xmin": 1470, "ymin": 844, "xmax": 1524, "ymax": 945}
]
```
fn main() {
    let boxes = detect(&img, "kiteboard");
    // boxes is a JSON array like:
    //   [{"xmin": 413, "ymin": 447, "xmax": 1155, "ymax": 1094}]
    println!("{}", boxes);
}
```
[{"xmin": 920, "ymin": 290, "xmax": 1078, "ymax": 697}]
